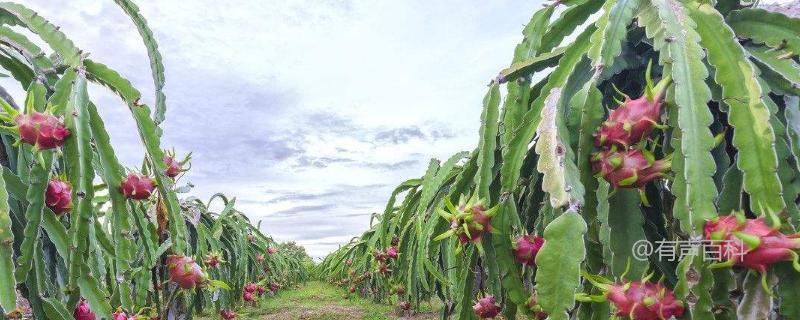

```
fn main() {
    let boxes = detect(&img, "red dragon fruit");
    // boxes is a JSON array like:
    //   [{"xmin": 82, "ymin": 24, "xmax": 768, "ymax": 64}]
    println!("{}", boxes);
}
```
[
  {"xmin": 257, "ymin": 285, "xmax": 267, "ymax": 295},
  {"xmin": 594, "ymin": 69, "xmax": 671, "ymax": 149},
  {"xmin": 15, "ymin": 112, "xmax": 71, "ymax": 150},
  {"xmin": 525, "ymin": 294, "xmax": 547, "ymax": 320},
  {"xmin": 386, "ymin": 246, "xmax": 399, "ymax": 259},
  {"xmin": 112, "ymin": 309, "xmax": 136, "ymax": 320},
  {"xmin": 591, "ymin": 149, "xmax": 670, "ymax": 189},
  {"xmin": 219, "ymin": 310, "xmax": 236, "ymax": 320},
  {"xmin": 513, "ymin": 235, "xmax": 544, "ymax": 266},
  {"xmin": 399, "ymin": 301, "xmax": 411, "ymax": 311},
  {"xmin": 204, "ymin": 252, "xmax": 223, "ymax": 268},
  {"xmin": 242, "ymin": 291, "xmax": 255, "ymax": 302},
  {"xmin": 73, "ymin": 299, "xmax": 96, "ymax": 320},
  {"xmin": 435, "ymin": 195, "xmax": 498, "ymax": 250},
  {"xmin": 255, "ymin": 254, "xmax": 265, "ymax": 263},
  {"xmin": 373, "ymin": 250, "xmax": 388, "ymax": 262},
  {"xmin": 704, "ymin": 215, "xmax": 800, "ymax": 273},
  {"xmin": 473, "ymin": 296, "xmax": 501, "ymax": 319},
  {"xmin": 244, "ymin": 283, "xmax": 258, "ymax": 294},
  {"xmin": 167, "ymin": 255, "xmax": 208, "ymax": 289},
  {"xmin": 45, "ymin": 178, "xmax": 72, "ymax": 215},
  {"xmin": 270, "ymin": 282, "xmax": 281, "ymax": 292},
  {"xmin": 378, "ymin": 263, "xmax": 391, "ymax": 275},
  {"xmin": 349, "ymin": 286, "xmax": 356, "ymax": 293},
  {"xmin": 267, "ymin": 247, "xmax": 277, "ymax": 254},
  {"xmin": 605, "ymin": 281, "xmax": 684, "ymax": 320},
  {"xmin": 120, "ymin": 174, "xmax": 156, "ymax": 200}
]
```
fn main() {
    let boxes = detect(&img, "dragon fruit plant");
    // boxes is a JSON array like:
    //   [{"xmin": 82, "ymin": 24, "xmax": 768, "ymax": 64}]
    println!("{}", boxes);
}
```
[
  {"xmin": 0, "ymin": 2, "xmax": 309, "ymax": 319},
  {"xmin": 318, "ymin": 0, "xmax": 800, "ymax": 319}
]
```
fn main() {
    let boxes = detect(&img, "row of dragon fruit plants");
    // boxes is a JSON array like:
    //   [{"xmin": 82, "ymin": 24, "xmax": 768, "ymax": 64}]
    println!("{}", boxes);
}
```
[
  {"xmin": 318, "ymin": 0, "xmax": 800, "ymax": 319},
  {"xmin": 0, "ymin": 1, "xmax": 309, "ymax": 319}
]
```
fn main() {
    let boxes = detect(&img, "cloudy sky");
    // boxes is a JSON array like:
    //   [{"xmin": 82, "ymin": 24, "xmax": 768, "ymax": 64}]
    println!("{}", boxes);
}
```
[
  {"xmin": 8, "ymin": 0, "xmax": 792, "ymax": 258},
  {"xmin": 4, "ymin": 0, "xmax": 548, "ymax": 258}
]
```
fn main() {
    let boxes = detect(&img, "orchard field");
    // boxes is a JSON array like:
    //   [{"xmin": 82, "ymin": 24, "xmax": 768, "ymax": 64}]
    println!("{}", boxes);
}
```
[{"xmin": 1, "ymin": 0, "xmax": 800, "ymax": 320}]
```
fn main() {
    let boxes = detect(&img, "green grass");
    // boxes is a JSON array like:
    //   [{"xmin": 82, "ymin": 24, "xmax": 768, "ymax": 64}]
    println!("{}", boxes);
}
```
[{"xmin": 196, "ymin": 281, "xmax": 440, "ymax": 319}]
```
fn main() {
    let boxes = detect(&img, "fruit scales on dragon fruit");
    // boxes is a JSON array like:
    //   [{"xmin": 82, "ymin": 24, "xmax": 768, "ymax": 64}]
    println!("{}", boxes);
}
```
[
  {"xmin": 704, "ymin": 214, "xmax": 800, "ymax": 274},
  {"xmin": 513, "ymin": 234, "xmax": 544, "ymax": 266},
  {"xmin": 434, "ymin": 194, "xmax": 499, "ymax": 254},
  {"xmin": 581, "ymin": 275, "xmax": 685, "ymax": 320},
  {"xmin": 15, "ymin": 112, "xmax": 71, "ymax": 150},
  {"xmin": 595, "ymin": 65, "xmax": 672, "ymax": 149},
  {"xmin": 45, "ymin": 178, "xmax": 72, "ymax": 215},
  {"xmin": 167, "ymin": 255, "xmax": 208, "ymax": 289},
  {"xmin": 472, "ymin": 296, "xmax": 501, "ymax": 319}
]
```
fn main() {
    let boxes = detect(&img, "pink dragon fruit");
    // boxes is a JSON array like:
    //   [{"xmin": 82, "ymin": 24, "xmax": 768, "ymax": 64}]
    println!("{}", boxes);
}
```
[
  {"xmin": 435, "ymin": 195, "xmax": 498, "ymax": 248},
  {"xmin": 605, "ymin": 281, "xmax": 684, "ymax": 320},
  {"xmin": 267, "ymin": 247, "xmax": 277, "ymax": 254},
  {"xmin": 167, "ymin": 255, "xmax": 208, "ymax": 289},
  {"xmin": 244, "ymin": 283, "xmax": 258, "ymax": 293},
  {"xmin": 255, "ymin": 254, "xmax": 265, "ymax": 263},
  {"xmin": 386, "ymin": 246, "xmax": 399, "ymax": 259},
  {"xmin": 120, "ymin": 174, "xmax": 156, "ymax": 200},
  {"xmin": 163, "ymin": 154, "xmax": 182, "ymax": 178},
  {"xmin": 473, "ymin": 296, "xmax": 501, "ymax": 319},
  {"xmin": 513, "ymin": 235, "xmax": 544, "ymax": 266},
  {"xmin": 73, "ymin": 299, "xmax": 96, "ymax": 320},
  {"xmin": 704, "ymin": 215, "xmax": 800, "ymax": 273},
  {"xmin": 15, "ymin": 112, "xmax": 70, "ymax": 150},
  {"xmin": 45, "ymin": 178, "xmax": 72, "ymax": 215},
  {"xmin": 219, "ymin": 310, "xmax": 236, "ymax": 320},
  {"xmin": 399, "ymin": 301, "xmax": 411, "ymax": 311},
  {"xmin": 257, "ymin": 285, "xmax": 267, "ymax": 295},
  {"xmin": 591, "ymin": 149, "xmax": 670, "ymax": 189},
  {"xmin": 594, "ymin": 69, "xmax": 671, "ymax": 149}
]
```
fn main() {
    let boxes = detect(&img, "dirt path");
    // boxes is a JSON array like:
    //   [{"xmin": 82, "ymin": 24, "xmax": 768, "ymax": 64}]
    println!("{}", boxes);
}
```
[{"xmin": 199, "ymin": 281, "xmax": 439, "ymax": 320}]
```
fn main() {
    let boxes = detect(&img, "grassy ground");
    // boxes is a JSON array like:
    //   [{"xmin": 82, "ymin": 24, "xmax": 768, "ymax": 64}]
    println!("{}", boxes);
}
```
[{"xmin": 197, "ymin": 281, "xmax": 440, "ymax": 319}]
